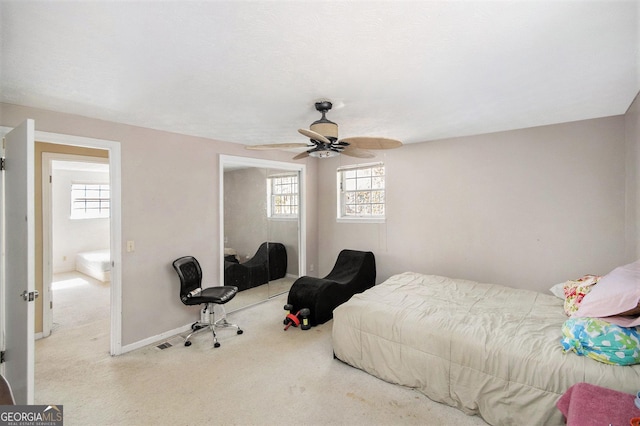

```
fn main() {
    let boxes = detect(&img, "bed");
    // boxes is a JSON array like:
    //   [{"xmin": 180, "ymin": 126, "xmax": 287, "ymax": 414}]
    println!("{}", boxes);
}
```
[
  {"xmin": 332, "ymin": 271, "xmax": 640, "ymax": 426},
  {"xmin": 75, "ymin": 249, "xmax": 111, "ymax": 282}
]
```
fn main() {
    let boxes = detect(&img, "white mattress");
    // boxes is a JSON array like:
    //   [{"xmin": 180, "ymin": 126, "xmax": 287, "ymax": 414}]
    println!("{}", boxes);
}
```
[
  {"xmin": 332, "ymin": 272, "xmax": 640, "ymax": 426},
  {"xmin": 76, "ymin": 249, "xmax": 111, "ymax": 282}
]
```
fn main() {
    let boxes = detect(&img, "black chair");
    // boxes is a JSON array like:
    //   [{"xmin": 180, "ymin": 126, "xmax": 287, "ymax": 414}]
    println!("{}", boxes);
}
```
[
  {"xmin": 287, "ymin": 249, "xmax": 376, "ymax": 326},
  {"xmin": 224, "ymin": 242, "xmax": 287, "ymax": 291},
  {"xmin": 172, "ymin": 256, "xmax": 243, "ymax": 348}
]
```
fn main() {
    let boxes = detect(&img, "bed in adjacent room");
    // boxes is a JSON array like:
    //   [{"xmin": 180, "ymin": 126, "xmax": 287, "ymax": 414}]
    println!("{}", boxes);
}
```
[
  {"xmin": 75, "ymin": 249, "xmax": 111, "ymax": 282},
  {"xmin": 332, "ymin": 267, "xmax": 640, "ymax": 426}
]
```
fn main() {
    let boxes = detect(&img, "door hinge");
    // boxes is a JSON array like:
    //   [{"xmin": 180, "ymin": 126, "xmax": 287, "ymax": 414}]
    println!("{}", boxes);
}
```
[
  {"xmin": 0, "ymin": 351, "xmax": 5, "ymax": 364},
  {"xmin": 21, "ymin": 290, "xmax": 39, "ymax": 302},
  {"xmin": 0, "ymin": 158, "xmax": 5, "ymax": 171}
]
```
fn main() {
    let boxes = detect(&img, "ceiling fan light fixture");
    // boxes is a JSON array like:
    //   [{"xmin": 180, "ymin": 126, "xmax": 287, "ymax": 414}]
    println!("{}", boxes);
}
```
[
  {"xmin": 309, "ymin": 149, "xmax": 339, "ymax": 158},
  {"xmin": 246, "ymin": 98, "xmax": 402, "ymax": 160}
]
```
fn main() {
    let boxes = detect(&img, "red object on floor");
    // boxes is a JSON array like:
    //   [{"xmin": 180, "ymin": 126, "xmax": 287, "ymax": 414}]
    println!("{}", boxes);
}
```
[
  {"xmin": 283, "ymin": 312, "xmax": 301, "ymax": 330},
  {"xmin": 557, "ymin": 383, "xmax": 640, "ymax": 426}
]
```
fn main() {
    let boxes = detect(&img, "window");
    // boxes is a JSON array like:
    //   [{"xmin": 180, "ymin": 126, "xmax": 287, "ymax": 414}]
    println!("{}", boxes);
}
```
[
  {"xmin": 337, "ymin": 163, "xmax": 385, "ymax": 221},
  {"xmin": 267, "ymin": 173, "xmax": 299, "ymax": 218},
  {"xmin": 70, "ymin": 183, "xmax": 110, "ymax": 219}
]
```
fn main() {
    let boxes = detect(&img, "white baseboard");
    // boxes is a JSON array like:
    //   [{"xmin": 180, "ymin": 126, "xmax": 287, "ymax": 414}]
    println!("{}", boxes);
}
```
[
  {"xmin": 37, "ymin": 323, "xmax": 194, "ymax": 355},
  {"xmin": 120, "ymin": 323, "xmax": 192, "ymax": 354}
]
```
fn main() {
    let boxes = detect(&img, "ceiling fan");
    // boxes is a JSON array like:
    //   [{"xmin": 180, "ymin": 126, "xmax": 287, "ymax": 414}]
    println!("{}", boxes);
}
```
[{"xmin": 246, "ymin": 100, "xmax": 403, "ymax": 159}]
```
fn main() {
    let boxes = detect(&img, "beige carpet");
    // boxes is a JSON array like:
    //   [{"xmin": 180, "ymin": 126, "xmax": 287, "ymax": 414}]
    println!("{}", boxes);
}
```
[
  {"xmin": 51, "ymin": 271, "xmax": 110, "ymax": 331},
  {"xmin": 224, "ymin": 276, "xmax": 296, "ymax": 312},
  {"xmin": 35, "ymin": 292, "xmax": 489, "ymax": 425}
]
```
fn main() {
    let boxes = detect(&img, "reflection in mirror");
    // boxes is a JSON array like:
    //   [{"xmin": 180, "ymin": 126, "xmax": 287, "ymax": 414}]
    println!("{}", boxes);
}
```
[
  {"xmin": 220, "ymin": 156, "xmax": 304, "ymax": 312},
  {"xmin": 266, "ymin": 168, "xmax": 299, "ymax": 299}
]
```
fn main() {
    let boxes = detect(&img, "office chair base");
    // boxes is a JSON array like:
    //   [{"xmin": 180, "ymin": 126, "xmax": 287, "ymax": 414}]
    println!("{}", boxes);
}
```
[{"xmin": 183, "ymin": 304, "xmax": 243, "ymax": 348}]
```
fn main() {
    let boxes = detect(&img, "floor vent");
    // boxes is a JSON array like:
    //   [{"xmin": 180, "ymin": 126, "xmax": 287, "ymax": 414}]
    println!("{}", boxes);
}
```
[{"xmin": 155, "ymin": 336, "xmax": 183, "ymax": 350}]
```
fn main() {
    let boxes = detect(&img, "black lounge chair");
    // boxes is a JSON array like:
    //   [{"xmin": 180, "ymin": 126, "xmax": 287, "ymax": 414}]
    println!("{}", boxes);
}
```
[
  {"xmin": 287, "ymin": 249, "xmax": 376, "ymax": 326},
  {"xmin": 224, "ymin": 242, "xmax": 287, "ymax": 291}
]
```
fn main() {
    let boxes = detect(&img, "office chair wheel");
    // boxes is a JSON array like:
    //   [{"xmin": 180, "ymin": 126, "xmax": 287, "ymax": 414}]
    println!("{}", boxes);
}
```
[
  {"xmin": 191, "ymin": 322, "xmax": 204, "ymax": 331},
  {"xmin": 214, "ymin": 342, "xmax": 221, "ymax": 348},
  {"xmin": 237, "ymin": 329, "xmax": 243, "ymax": 335},
  {"xmin": 184, "ymin": 341, "xmax": 192, "ymax": 347}
]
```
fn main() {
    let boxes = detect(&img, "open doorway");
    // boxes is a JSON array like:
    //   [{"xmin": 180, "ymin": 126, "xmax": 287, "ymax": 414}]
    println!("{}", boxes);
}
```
[
  {"xmin": 44, "ymin": 156, "xmax": 111, "ymax": 335},
  {"xmin": 0, "ymin": 125, "xmax": 122, "ymax": 401},
  {"xmin": 32, "ymin": 133, "xmax": 121, "ymax": 357}
]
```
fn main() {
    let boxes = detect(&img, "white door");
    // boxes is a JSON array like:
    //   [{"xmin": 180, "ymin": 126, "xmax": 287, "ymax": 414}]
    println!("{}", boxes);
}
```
[{"xmin": 1, "ymin": 119, "xmax": 36, "ymax": 404}]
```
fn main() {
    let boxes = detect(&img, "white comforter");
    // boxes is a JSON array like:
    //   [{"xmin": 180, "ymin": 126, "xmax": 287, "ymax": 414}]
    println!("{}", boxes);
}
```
[{"xmin": 332, "ymin": 272, "xmax": 640, "ymax": 426}]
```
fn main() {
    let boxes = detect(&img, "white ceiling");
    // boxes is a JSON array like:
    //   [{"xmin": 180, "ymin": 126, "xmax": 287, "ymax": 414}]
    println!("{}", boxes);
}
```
[{"xmin": 1, "ymin": 1, "xmax": 638, "ymax": 147}]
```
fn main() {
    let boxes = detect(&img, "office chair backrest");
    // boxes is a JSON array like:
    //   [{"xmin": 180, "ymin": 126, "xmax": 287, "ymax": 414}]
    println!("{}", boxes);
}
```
[{"xmin": 173, "ymin": 256, "xmax": 203, "ymax": 300}]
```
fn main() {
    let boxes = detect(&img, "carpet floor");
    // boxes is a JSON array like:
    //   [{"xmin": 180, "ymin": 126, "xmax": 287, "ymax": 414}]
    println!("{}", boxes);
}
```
[
  {"xmin": 50, "ymin": 271, "xmax": 110, "ymax": 332},
  {"xmin": 35, "ymin": 292, "xmax": 489, "ymax": 425}
]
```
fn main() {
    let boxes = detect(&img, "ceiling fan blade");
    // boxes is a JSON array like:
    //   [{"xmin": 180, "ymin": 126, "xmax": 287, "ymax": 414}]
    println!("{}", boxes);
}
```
[
  {"xmin": 341, "ymin": 145, "xmax": 376, "ymax": 158},
  {"xmin": 340, "ymin": 137, "xmax": 403, "ymax": 150},
  {"xmin": 245, "ymin": 143, "xmax": 308, "ymax": 150},
  {"xmin": 298, "ymin": 128, "xmax": 332, "ymax": 145},
  {"xmin": 292, "ymin": 151, "xmax": 310, "ymax": 160}
]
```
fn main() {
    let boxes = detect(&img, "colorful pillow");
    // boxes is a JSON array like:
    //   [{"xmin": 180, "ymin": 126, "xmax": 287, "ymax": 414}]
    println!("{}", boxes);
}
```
[
  {"xmin": 561, "ymin": 275, "xmax": 600, "ymax": 316},
  {"xmin": 561, "ymin": 317, "xmax": 640, "ymax": 366},
  {"xmin": 574, "ymin": 260, "xmax": 640, "ymax": 327}
]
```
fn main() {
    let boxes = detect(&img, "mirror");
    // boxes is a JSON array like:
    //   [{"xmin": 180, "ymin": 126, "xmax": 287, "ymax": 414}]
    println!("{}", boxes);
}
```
[{"xmin": 219, "ymin": 155, "xmax": 305, "ymax": 312}]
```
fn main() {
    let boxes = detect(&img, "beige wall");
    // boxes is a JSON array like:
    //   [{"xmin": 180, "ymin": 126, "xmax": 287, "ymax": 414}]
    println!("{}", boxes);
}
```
[
  {"xmin": 2, "ymin": 98, "xmax": 637, "ymax": 347},
  {"xmin": 1, "ymin": 102, "xmax": 318, "ymax": 346},
  {"xmin": 625, "ymin": 93, "xmax": 640, "ymax": 259},
  {"xmin": 317, "ymin": 115, "xmax": 631, "ymax": 294}
]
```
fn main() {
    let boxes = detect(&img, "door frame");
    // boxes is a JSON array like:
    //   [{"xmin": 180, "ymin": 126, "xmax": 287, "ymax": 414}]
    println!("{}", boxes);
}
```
[
  {"xmin": 0, "ymin": 127, "xmax": 123, "ymax": 355},
  {"xmin": 219, "ymin": 154, "xmax": 307, "ymax": 291},
  {"xmin": 41, "ymin": 153, "xmax": 110, "ymax": 338}
]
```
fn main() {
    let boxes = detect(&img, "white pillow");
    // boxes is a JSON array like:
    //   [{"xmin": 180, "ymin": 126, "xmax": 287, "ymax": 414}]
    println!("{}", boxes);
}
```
[{"xmin": 549, "ymin": 283, "xmax": 566, "ymax": 299}]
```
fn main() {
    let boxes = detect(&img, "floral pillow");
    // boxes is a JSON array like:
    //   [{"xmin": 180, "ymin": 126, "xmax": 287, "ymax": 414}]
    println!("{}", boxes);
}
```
[
  {"xmin": 561, "ymin": 317, "xmax": 640, "ymax": 366},
  {"xmin": 562, "ymin": 274, "xmax": 600, "ymax": 316}
]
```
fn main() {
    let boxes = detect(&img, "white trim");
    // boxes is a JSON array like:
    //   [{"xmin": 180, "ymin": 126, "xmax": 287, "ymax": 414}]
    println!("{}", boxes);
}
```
[
  {"xmin": 336, "ymin": 217, "xmax": 386, "ymax": 224},
  {"xmin": 120, "ymin": 323, "xmax": 191, "ymax": 354},
  {"xmin": 336, "ymin": 161, "xmax": 384, "ymax": 171},
  {"xmin": 41, "ymin": 153, "xmax": 110, "ymax": 339},
  {"xmin": 219, "ymin": 154, "xmax": 306, "ymax": 294},
  {"xmin": 1, "ymin": 127, "xmax": 124, "ymax": 356}
]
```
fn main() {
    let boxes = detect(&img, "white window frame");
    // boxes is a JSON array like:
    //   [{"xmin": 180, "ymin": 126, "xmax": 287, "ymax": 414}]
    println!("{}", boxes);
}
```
[
  {"xmin": 336, "ymin": 162, "xmax": 386, "ymax": 223},
  {"xmin": 267, "ymin": 172, "xmax": 299, "ymax": 219},
  {"xmin": 70, "ymin": 182, "xmax": 110, "ymax": 219}
]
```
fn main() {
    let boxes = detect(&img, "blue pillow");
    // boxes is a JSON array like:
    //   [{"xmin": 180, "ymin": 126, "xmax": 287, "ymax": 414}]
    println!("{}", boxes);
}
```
[{"xmin": 561, "ymin": 317, "xmax": 640, "ymax": 366}]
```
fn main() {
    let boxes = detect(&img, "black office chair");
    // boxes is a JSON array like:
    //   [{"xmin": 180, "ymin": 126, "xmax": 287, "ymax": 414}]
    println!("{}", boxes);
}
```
[{"xmin": 172, "ymin": 256, "xmax": 243, "ymax": 348}]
